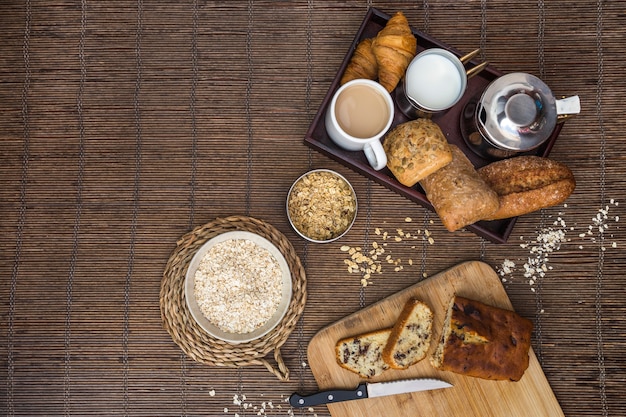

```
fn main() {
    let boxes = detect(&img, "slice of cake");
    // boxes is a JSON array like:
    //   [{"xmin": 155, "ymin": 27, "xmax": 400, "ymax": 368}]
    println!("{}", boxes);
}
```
[
  {"xmin": 430, "ymin": 295, "xmax": 533, "ymax": 381},
  {"xmin": 382, "ymin": 298, "xmax": 434, "ymax": 369},
  {"xmin": 335, "ymin": 328, "xmax": 391, "ymax": 378}
]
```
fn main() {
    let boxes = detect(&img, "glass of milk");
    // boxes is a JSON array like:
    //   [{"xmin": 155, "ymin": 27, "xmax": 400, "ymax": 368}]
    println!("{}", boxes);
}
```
[{"xmin": 396, "ymin": 48, "xmax": 467, "ymax": 118}]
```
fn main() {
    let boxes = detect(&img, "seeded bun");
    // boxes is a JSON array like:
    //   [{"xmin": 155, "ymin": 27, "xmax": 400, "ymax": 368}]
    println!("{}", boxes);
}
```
[{"xmin": 383, "ymin": 119, "xmax": 453, "ymax": 187}]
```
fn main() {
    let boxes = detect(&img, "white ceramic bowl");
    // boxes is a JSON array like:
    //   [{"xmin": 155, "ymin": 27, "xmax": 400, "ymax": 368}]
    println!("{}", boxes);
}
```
[
  {"xmin": 286, "ymin": 169, "xmax": 358, "ymax": 243},
  {"xmin": 184, "ymin": 230, "xmax": 292, "ymax": 344}
]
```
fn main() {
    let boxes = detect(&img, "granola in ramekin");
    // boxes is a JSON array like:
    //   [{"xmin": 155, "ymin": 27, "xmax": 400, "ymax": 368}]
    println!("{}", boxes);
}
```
[{"xmin": 287, "ymin": 169, "xmax": 357, "ymax": 242}]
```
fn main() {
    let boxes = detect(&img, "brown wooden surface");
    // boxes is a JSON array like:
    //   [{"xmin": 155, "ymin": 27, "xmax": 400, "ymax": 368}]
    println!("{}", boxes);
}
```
[
  {"xmin": 308, "ymin": 261, "xmax": 564, "ymax": 417},
  {"xmin": 1, "ymin": 1, "xmax": 625, "ymax": 416}
]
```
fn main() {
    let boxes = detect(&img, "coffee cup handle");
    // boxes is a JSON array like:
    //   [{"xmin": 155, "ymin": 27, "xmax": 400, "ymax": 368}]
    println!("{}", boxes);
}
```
[{"xmin": 363, "ymin": 140, "xmax": 387, "ymax": 171}]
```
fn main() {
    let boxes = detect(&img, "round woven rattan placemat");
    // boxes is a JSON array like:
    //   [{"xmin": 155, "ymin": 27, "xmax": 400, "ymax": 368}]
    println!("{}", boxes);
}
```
[{"xmin": 160, "ymin": 215, "xmax": 307, "ymax": 381}]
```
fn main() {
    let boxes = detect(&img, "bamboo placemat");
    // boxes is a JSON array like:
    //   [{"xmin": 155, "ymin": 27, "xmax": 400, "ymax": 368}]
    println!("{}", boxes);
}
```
[
  {"xmin": 1, "ymin": 1, "xmax": 625, "ymax": 416},
  {"xmin": 160, "ymin": 215, "xmax": 306, "ymax": 381}
]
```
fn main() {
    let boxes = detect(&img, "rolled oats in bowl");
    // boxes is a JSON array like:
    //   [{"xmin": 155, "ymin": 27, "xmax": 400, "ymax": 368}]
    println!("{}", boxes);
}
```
[
  {"xmin": 286, "ymin": 169, "xmax": 358, "ymax": 243},
  {"xmin": 184, "ymin": 231, "xmax": 292, "ymax": 344}
]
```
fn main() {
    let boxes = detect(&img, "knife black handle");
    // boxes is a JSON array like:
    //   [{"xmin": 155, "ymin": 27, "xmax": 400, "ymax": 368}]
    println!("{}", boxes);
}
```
[{"xmin": 289, "ymin": 383, "xmax": 368, "ymax": 408}]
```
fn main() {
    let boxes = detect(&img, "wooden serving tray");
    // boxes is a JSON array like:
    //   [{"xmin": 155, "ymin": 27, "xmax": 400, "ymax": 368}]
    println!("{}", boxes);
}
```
[
  {"xmin": 307, "ymin": 261, "xmax": 565, "ymax": 417},
  {"xmin": 304, "ymin": 8, "xmax": 563, "ymax": 244}
]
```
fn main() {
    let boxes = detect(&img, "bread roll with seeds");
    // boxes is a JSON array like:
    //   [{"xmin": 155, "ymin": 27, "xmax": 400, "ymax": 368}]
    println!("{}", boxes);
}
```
[{"xmin": 383, "ymin": 118, "xmax": 453, "ymax": 187}]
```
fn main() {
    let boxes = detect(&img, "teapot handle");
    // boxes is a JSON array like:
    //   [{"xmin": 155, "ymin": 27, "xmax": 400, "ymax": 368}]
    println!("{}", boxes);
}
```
[{"xmin": 556, "ymin": 95, "xmax": 581, "ymax": 121}]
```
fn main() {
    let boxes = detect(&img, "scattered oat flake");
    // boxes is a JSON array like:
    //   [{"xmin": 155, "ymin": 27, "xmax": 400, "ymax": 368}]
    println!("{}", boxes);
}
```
[
  {"xmin": 498, "ymin": 259, "xmax": 516, "ymax": 277},
  {"xmin": 502, "ymin": 200, "xmax": 621, "ymax": 291},
  {"xmin": 405, "ymin": 217, "xmax": 412, "ymax": 222},
  {"xmin": 339, "ymin": 223, "xmax": 437, "ymax": 286}
]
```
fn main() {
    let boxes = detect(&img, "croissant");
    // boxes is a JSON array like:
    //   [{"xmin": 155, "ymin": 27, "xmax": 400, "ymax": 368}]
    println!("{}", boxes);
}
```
[
  {"xmin": 371, "ymin": 12, "xmax": 417, "ymax": 92},
  {"xmin": 340, "ymin": 38, "xmax": 378, "ymax": 85}
]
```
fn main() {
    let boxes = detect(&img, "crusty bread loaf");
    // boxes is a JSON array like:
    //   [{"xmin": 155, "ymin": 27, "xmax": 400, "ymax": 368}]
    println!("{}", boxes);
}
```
[
  {"xmin": 383, "ymin": 119, "xmax": 453, "ymax": 187},
  {"xmin": 336, "ymin": 328, "xmax": 391, "ymax": 378},
  {"xmin": 430, "ymin": 295, "xmax": 533, "ymax": 381},
  {"xmin": 477, "ymin": 156, "xmax": 576, "ymax": 220},
  {"xmin": 382, "ymin": 298, "xmax": 433, "ymax": 369},
  {"xmin": 420, "ymin": 145, "xmax": 500, "ymax": 231}
]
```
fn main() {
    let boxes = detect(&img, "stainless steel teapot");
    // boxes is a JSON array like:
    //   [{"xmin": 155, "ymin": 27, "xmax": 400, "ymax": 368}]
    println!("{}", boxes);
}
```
[{"xmin": 461, "ymin": 72, "xmax": 580, "ymax": 160}]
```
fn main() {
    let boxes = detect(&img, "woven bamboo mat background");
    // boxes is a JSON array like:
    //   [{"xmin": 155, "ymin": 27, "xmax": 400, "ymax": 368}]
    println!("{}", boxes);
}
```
[{"xmin": 1, "ymin": 1, "xmax": 625, "ymax": 416}]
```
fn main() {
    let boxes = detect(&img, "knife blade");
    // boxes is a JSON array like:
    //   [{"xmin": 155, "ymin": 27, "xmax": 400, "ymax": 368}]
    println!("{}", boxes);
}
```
[{"xmin": 289, "ymin": 378, "xmax": 453, "ymax": 408}]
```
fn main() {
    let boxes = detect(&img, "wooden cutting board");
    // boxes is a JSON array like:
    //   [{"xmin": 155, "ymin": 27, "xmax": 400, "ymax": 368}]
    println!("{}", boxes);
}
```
[{"xmin": 307, "ymin": 261, "xmax": 564, "ymax": 417}]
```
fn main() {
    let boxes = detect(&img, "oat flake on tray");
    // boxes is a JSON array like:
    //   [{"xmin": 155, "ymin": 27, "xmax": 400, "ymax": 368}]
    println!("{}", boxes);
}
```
[{"xmin": 194, "ymin": 238, "xmax": 283, "ymax": 334}]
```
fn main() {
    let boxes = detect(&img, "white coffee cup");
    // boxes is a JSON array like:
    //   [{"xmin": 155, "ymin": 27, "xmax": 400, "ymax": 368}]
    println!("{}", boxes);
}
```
[
  {"xmin": 396, "ymin": 48, "xmax": 468, "ymax": 117},
  {"xmin": 325, "ymin": 79, "xmax": 394, "ymax": 171}
]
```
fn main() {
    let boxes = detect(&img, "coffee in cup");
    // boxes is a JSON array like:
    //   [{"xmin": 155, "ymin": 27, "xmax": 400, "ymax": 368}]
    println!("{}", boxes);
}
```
[{"xmin": 325, "ymin": 79, "xmax": 393, "ymax": 171}]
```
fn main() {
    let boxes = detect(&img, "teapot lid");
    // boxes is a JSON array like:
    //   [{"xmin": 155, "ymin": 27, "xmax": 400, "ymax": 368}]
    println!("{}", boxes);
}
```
[{"xmin": 476, "ymin": 72, "xmax": 557, "ymax": 151}]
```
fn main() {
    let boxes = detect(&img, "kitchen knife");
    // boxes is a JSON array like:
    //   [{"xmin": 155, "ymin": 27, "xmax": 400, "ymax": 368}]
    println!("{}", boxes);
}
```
[{"xmin": 289, "ymin": 378, "xmax": 453, "ymax": 408}]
